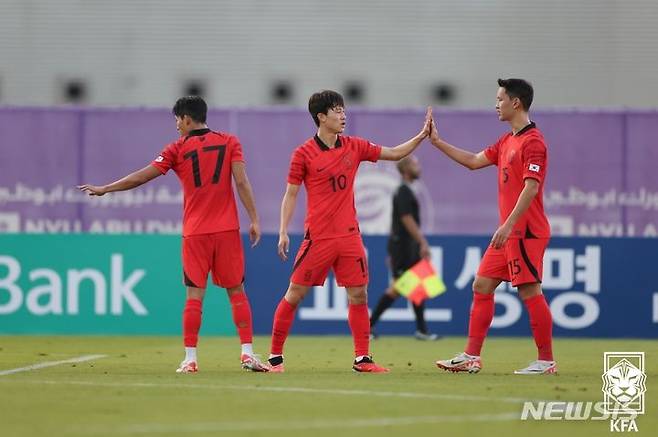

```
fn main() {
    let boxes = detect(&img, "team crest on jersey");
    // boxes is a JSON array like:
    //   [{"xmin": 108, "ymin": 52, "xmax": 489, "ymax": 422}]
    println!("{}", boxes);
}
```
[
  {"xmin": 507, "ymin": 150, "xmax": 516, "ymax": 163},
  {"xmin": 342, "ymin": 155, "xmax": 353, "ymax": 169},
  {"xmin": 528, "ymin": 164, "xmax": 540, "ymax": 172}
]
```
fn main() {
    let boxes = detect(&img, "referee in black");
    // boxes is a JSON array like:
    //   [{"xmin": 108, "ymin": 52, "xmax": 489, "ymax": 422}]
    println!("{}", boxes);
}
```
[{"xmin": 370, "ymin": 156, "xmax": 439, "ymax": 340}]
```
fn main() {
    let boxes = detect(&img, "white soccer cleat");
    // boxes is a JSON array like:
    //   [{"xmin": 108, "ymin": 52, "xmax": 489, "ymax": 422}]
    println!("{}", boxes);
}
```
[
  {"xmin": 176, "ymin": 360, "xmax": 198, "ymax": 373},
  {"xmin": 241, "ymin": 354, "xmax": 269, "ymax": 372},
  {"xmin": 436, "ymin": 352, "xmax": 482, "ymax": 373},
  {"xmin": 514, "ymin": 360, "xmax": 558, "ymax": 375}
]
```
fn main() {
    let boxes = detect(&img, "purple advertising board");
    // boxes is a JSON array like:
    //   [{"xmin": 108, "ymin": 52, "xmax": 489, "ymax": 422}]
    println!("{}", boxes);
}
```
[{"xmin": 0, "ymin": 107, "xmax": 656, "ymax": 238}]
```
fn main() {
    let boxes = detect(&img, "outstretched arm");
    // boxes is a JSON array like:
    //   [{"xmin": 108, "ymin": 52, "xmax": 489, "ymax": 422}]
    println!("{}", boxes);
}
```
[
  {"xmin": 232, "ymin": 161, "xmax": 261, "ymax": 247},
  {"xmin": 77, "ymin": 165, "xmax": 162, "ymax": 196},
  {"xmin": 277, "ymin": 183, "xmax": 301, "ymax": 261},
  {"xmin": 379, "ymin": 107, "xmax": 432, "ymax": 161},
  {"xmin": 429, "ymin": 118, "xmax": 493, "ymax": 170}
]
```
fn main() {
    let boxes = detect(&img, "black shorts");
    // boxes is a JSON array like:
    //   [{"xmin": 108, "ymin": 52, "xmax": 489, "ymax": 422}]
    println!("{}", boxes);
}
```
[{"xmin": 387, "ymin": 239, "xmax": 420, "ymax": 279}]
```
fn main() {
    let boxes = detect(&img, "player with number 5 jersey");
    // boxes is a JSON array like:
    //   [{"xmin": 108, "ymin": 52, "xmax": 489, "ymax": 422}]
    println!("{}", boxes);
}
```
[
  {"xmin": 267, "ymin": 90, "xmax": 433, "ymax": 373},
  {"xmin": 430, "ymin": 79, "xmax": 556, "ymax": 375},
  {"xmin": 78, "ymin": 96, "xmax": 269, "ymax": 374}
]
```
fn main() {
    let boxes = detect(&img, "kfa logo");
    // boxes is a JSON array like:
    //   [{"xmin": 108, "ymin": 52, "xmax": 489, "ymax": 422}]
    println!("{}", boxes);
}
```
[{"xmin": 602, "ymin": 352, "xmax": 646, "ymax": 432}]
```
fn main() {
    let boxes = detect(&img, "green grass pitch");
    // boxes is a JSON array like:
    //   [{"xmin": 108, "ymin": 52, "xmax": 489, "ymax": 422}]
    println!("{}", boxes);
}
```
[{"xmin": 0, "ymin": 336, "xmax": 655, "ymax": 436}]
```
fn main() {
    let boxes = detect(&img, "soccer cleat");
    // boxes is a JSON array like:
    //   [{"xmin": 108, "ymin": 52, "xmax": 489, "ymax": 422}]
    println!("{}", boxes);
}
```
[
  {"xmin": 414, "ymin": 330, "xmax": 440, "ymax": 341},
  {"xmin": 352, "ymin": 356, "xmax": 390, "ymax": 373},
  {"xmin": 267, "ymin": 356, "xmax": 285, "ymax": 373},
  {"xmin": 514, "ymin": 360, "xmax": 558, "ymax": 375},
  {"xmin": 436, "ymin": 352, "xmax": 482, "ymax": 373},
  {"xmin": 240, "ymin": 354, "xmax": 269, "ymax": 372},
  {"xmin": 175, "ymin": 360, "xmax": 198, "ymax": 374},
  {"xmin": 268, "ymin": 363, "xmax": 285, "ymax": 373}
]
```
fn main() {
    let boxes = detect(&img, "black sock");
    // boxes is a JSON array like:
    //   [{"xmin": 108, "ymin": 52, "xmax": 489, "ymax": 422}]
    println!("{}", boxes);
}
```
[
  {"xmin": 268, "ymin": 356, "xmax": 283, "ymax": 366},
  {"xmin": 412, "ymin": 302, "xmax": 428, "ymax": 333},
  {"xmin": 370, "ymin": 294, "xmax": 396, "ymax": 327}
]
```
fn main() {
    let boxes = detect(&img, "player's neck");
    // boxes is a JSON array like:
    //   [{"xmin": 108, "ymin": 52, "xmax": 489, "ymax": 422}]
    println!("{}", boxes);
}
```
[
  {"xmin": 316, "ymin": 128, "xmax": 339, "ymax": 149},
  {"xmin": 509, "ymin": 113, "xmax": 531, "ymax": 135},
  {"xmin": 187, "ymin": 123, "xmax": 209, "ymax": 134}
]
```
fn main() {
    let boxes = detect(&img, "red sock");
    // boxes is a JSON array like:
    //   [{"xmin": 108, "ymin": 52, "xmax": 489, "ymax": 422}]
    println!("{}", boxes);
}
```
[
  {"xmin": 270, "ymin": 298, "xmax": 297, "ymax": 355},
  {"xmin": 524, "ymin": 294, "xmax": 554, "ymax": 361},
  {"xmin": 183, "ymin": 298, "xmax": 203, "ymax": 347},
  {"xmin": 465, "ymin": 292, "xmax": 495, "ymax": 356},
  {"xmin": 348, "ymin": 303, "xmax": 370, "ymax": 357},
  {"xmin": 229, "ymin": 291, "xmax": 253, "ymax": 344}
]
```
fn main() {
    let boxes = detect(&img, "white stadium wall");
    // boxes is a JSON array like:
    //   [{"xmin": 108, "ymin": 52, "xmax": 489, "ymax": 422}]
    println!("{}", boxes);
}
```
[{"xmin": 0, "ymin": 0, "xmax": 657, "ymax": 108}]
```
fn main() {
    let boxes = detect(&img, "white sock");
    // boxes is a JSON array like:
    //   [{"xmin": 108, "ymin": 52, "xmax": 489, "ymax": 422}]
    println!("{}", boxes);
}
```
[
  {"xmin": 241, "ymin": 343, "xmax": 253, "ymax": 356},
  {"xmin": 185, "ymin": 347, "xmax": 197, "ymax": 362}
]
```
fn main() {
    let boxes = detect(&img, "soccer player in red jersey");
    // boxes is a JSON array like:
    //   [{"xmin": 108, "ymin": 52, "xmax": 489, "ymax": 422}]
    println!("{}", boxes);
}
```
[
  {"xmin": 431, "ymin": 79, "xmax": 557, "ymax": 375},
  {"xmin": 268, "ymin": 90, "xmax": 432, "ymax": 373},
  {"xmin": 78, "ymin": 96, "xmax": 269, "ymax": 373}
]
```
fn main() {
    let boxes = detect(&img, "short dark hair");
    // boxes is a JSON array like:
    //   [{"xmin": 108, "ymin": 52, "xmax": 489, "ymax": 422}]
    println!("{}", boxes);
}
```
[
  {"xmin": 172, "ymin": 96, "xmax": 207, "ymax": 123},
  {"xmin": 308, "ymin": 90, "xmax": 345, "ymax": 126},
  {"xmin": 497, "ymin": 78, "xmax": 533, "ymax": 111}
]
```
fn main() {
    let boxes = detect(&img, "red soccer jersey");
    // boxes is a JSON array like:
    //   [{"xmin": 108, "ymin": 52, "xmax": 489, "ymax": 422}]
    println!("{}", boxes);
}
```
[
  {"xmin": 483, "ymin": 122, "xmax": 550, "ymax": 239},
  {"xmin": 151, "ymin": 128, "xmax": 244, "ymax": 237},
  {"xmin": 287, "ymin": 134, "xmax": 382, "ymax": 240}
]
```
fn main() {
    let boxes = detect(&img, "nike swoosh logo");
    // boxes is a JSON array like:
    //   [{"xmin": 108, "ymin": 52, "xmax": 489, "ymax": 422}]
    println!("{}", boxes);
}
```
[{"xmin": 317, "ymin": 167, "xmax": 326, "ymax": 172}]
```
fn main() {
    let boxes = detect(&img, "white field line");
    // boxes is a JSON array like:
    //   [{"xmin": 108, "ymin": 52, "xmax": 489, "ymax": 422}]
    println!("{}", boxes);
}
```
[
  {"xmin": 95, "ymin": 413, "xmax": 519, "ymax": 434},
  {"xmin": 0, "ymin": 355, "xmax": 107, "ymax": 376},
  {"xmin": 0, "ymin": 377, "xmax": 544, "ymax": 404}
]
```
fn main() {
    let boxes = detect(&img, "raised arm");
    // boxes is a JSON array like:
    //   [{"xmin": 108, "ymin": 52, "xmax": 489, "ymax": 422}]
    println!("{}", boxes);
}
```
[
  {"xmin": 429, "ymin": 118, "xmax": 493, "ymax": 170},
  {"xmin": 277, "ymin": 183, "xmax": 301, "ymax": 260},
  {"xmin": 232, "ymin": 161, "xmax": 261, "ymax": 247},
  {"xmin": 77, "ymin": 165, "xmax": 161, "ymax": 196},
  {"xmin": 379, "ymin": 107, "xmax": 432, "ymax": 161}
]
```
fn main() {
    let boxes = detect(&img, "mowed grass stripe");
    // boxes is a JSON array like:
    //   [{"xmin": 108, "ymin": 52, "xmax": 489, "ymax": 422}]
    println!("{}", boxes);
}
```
[
  {"xmin": 89, "ymin": 413, "xmax": 519, "ymax": 434},
  {"xmin": 0, "ymin": 377, "xmax": 548, "ymax": 404}
]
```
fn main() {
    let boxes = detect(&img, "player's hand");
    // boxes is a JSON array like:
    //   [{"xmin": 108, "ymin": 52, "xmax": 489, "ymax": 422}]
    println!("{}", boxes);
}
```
[
  {"xmin": 277, "ymin": 233, "xmax": 290, "ymax": 261},
  {"xmin": 419, "ymin": 106, "xmax": 433, "ymax": 139},
  {"xmin": 77, "ymin": 184, "xmax": 107, "ymax": 196},
  {"xmin": 249, "ymin": 222, "xmax": 261, "ymax": 247},
  {"xmin": 429, "ymin": 116, "xmax": 441, "ymax": 146},
  {"xmin": 419, "ymin": 241, "xmax": 431, "ymax": 260},
  {"xmin": 491, "ymin": 223, "xmax": 513, "ymax": 249}
]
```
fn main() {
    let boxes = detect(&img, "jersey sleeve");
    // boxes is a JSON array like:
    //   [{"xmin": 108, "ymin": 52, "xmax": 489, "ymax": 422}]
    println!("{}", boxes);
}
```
[
  {"xmin": 522, "ymin": 139, "xmax": 547, "ymax": 183},
  {"xmin": 394, "ymin": 186, "xmax": 415, "ymax": 217},
  {"xmin": 483, "ymin": 135, "xmax": 504, "ymax": 166},
  {"xmin": 287, "ymin": 149, "xmax": 305, "ymax": 185},
  {"xmin": 230, "ymin": 136, "xmax": 245, "ymax": 163},
  {"xmin": 355, "ymin": 137, "xmax": 383, "ymax": 162},
  {"xmin": 151, "ymin": 142, "xmax": 178, "ymax": 174}
]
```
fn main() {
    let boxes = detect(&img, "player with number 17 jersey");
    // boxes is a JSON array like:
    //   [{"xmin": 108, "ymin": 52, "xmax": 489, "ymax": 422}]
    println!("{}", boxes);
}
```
[{"xmin": 152, "ymin": 129, "xmax": 243, "ymax": 238}]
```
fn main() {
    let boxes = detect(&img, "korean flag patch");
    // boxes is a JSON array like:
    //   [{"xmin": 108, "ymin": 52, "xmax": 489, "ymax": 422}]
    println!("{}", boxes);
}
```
[
  {"xmin": 155, "ymin": 156, "xmax": 164, "ymax": 162},
  {"xmin": 528, "ymin": 163, "xmax": 540, "ymax": 172}
]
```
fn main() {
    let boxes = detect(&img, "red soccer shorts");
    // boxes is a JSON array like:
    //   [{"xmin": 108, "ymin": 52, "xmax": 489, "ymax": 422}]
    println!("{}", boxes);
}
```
[
  {"xmin": 182, "ymin": 230, "xmax": 244, "ymax": 289},
  {"xmin": 477, "ymin": 238, "xmax": 549, "ymax": 287},
  {"xmin": 290, "ymin": 233, "xmax": 368, "ymax": 287}
]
